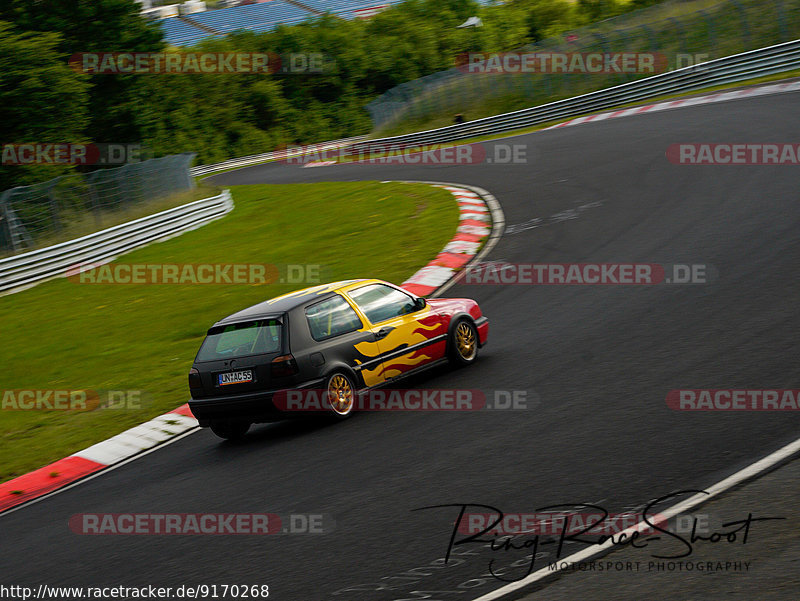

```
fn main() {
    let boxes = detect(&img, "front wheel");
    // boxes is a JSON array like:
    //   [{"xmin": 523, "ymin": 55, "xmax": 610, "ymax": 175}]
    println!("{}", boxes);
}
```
[
  {"xmin": 448, "ymin": 318, "xmax": 479, "ymax": 366},
  {"xmin": 209, "ymin": 420, "xmax": 250, "ymax": 440}
]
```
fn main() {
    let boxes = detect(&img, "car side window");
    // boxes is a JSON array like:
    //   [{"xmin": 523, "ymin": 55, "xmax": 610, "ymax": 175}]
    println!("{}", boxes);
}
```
[
  {"xmin": 305, "ymin": 295, "xmax": 363, "ymax": 341},
  {"xmin": 347, "ymin": 284, "xmax": 419, "ymax": 324}
]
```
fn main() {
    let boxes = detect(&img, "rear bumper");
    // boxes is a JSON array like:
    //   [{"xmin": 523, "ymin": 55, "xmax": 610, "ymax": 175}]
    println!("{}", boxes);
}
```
[
  {"xmin": 475, "ymin": 316, "xmax": 489, "ymax": 347},
  {"xmin": 189, "ymin": 378, "xmax": 325, "ymax": 426}
]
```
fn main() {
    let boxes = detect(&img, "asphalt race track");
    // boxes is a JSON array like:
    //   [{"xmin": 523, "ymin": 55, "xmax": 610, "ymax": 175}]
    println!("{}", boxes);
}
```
[{"xmin": 3, "ymin": 92, "xmax": 800, "ymax": 600}]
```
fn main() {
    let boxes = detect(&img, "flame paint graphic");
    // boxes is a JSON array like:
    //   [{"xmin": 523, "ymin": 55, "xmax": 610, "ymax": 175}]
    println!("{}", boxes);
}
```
[{"xmin": 355, "ymin": 309, "xmax": 446, "ymax": 385}]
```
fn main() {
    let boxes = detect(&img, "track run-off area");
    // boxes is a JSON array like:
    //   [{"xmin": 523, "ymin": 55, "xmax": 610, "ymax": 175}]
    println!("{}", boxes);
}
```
[{"xmin": 2, "ymin": 89, "xmax": 800, "ymax": 600}]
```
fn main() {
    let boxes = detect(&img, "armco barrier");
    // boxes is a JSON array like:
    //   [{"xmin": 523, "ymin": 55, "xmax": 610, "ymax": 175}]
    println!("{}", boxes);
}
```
[
  {"xmin": 189, "ymin": 136, "xmax": 368, "ymax": 177},
  {"xmin": 0, "ymin": 189, "xmax": 233, "ymax": 295},
  {"xmin": 5, "ymin": 39, "xmax": 797, "ymax": 293},
  {"xmin": 346, "ymin": 38, "xmax": 800, "ymax": 153}
]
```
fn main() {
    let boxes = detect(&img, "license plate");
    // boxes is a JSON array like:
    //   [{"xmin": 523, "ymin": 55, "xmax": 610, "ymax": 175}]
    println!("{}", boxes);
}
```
[{"xmin": 218, "ymin": 370, "xmax": 253, "ymax": 386}]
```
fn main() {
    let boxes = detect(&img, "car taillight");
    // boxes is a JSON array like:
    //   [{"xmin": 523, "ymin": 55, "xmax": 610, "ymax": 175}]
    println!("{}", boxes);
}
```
[
  {"xmin": 188, "ymin": 367, "xmax": 201, "ymax": 388},
  {"xmin": 271, "ymin": 354, "xmax": 299, "ymax": 378}
]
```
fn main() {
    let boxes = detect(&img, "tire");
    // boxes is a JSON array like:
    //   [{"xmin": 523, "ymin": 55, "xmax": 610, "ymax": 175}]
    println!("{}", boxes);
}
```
[
  {"xmin": 448, "ymin": 318, "xmax": 479, "ymax": 366},
  {"xmin": 324, "ymin": 371, "xmax": 356, "ymax": 419},
  {"xmin": 209, "ymin": 420, "xmax": 250, "ymax": 440}
]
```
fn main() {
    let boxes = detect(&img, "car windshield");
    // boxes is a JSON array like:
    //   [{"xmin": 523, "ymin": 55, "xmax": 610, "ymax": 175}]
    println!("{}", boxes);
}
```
[{"xmin": 196, "ymin": 319, "xmax": 282, "ymax": 361}]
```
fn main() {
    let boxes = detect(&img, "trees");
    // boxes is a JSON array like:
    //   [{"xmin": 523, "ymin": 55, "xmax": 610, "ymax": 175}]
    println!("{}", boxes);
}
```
[
  {"xmin": 0, "ymin": 22, "xmax": 90, "ymax": 190},
  {"xmin": 0, "ymin": 0, "xmax": 164, "ymax": 144},
  {"xmin": 0, "ymin": 0, "xmax": 667, "ymax": 189}
]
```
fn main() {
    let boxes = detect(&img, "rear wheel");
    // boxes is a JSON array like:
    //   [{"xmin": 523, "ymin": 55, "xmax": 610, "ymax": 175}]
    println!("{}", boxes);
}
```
[
  {"xmin": 449, "ymin": 318, "xmax": 478, "ymax": 366},
  {"xmin": 209, "ymin": 420, "xmax": 250, "ymax": 440},
  {"xmin": 325, "ymin": 371, "xmax": 356, "ymax": 419}
]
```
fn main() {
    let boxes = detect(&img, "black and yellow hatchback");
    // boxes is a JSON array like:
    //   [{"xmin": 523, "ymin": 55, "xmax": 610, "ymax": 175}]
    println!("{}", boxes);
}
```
[{"xmin": 188, "ymin": 279, "xmax": 488, "ymax": 439}]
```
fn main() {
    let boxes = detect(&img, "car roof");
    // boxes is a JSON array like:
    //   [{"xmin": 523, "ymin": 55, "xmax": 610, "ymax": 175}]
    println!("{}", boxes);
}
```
[{"xmin": 214, "ymin": 279, "xmax": 380, "ymax": 325}]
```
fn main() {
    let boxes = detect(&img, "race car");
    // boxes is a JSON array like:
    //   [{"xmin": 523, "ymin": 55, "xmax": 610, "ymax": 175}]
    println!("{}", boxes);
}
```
[{"xmin": 188, "ymin": 279, "xmax": 488, "ymax": 439}]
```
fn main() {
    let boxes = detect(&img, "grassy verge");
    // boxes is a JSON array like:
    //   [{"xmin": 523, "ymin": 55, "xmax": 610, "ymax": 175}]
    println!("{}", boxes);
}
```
[{"xmin": 0, "ymin": 181, "xmax": 459, "ymax": 482}]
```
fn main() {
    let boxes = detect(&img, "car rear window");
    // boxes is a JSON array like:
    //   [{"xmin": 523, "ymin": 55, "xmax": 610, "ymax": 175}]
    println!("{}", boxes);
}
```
[{"xmin": 196, "ymin": 319, "xmax": 282, "ymax": 361}]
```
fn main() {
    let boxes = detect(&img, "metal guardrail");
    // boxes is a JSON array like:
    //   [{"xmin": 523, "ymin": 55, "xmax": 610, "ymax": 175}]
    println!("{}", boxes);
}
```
[
  {"xmin": 347, "ymin": 38, "xmax": 800, "ymax": 152},
  {"xmin": 0, "ymin": 189, "xmax": 233, "ymax": 295},
  {"xmin": 0, "ymin": 153, "xmax": 196, "ymax": 254},
  {"xmin": 189, "ymin": 136, "xmax": 368, "ymax": 177},
  {"xmin": 5, "ymin": 39, "xmax": 797, "ymax": 294}
]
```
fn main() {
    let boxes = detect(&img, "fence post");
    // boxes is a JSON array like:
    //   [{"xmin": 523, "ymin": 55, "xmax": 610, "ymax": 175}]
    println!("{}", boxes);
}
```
[
  {"xmin": 1, "ymin": 188, "xmax": 34, "ymax": 253},
  {"xmin": 47, "ymin": 178, "xmax": 62, "ymax": 233},
  {"xmin": 0, "ymin": 189, "xmax": 15, "ymax": 254},
  {"xmin": 85, "ymin": 172, "xmax": 103, "ymax": 229},
  {"xmin": 183, "ymin": 153, "xmax": 197, "ymax": 190}
]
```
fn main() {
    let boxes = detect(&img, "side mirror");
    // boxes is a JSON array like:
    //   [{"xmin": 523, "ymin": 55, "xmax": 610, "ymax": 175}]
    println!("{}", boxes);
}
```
[{"xmin": 414, "ymin": 296, "xmax": 427, "ymax": 311}]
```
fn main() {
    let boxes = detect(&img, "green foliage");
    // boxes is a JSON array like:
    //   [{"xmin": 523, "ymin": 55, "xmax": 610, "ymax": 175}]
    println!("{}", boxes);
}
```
[
  {"xmin": 0, "ymin": 22, "xmax": 90, "ymax": 190},
  {"xmin": 0, "ymin": 0, "xmax": 668, "ymax": 188}
]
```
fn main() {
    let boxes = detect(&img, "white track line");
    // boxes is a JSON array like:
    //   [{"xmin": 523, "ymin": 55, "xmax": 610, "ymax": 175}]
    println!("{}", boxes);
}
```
[
  {"xmin": 469, "ymin": 435, "xmax": 800, "ymax": 601},
  {"xmin": 0, "ymin": 427, "xmax": 201, "ymax": 518}
]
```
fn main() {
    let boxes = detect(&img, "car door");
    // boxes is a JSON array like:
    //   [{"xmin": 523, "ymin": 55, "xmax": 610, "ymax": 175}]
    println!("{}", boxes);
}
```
[{"xmin": 344, "ymin": 283, "xmax": 447, "ymax": 383}]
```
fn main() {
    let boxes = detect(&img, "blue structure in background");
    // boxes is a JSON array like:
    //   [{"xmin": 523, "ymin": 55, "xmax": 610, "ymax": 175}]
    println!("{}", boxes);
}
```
[{"xmin": 158, "ymin": 0, "xmax": 492, "ymax": 46}]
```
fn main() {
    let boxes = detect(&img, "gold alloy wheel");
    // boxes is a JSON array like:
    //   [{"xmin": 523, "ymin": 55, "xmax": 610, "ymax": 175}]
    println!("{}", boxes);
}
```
[
  {"xmin": 327, "ymin": 374, "xmax": 354, "ymax": 415},
  {"xmin": 455, "ymin": 321, "xmax": 477, "ymax": 361}
]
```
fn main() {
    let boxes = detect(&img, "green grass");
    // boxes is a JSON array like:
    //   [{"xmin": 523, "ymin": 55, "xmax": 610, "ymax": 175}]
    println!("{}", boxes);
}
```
[{"xmin": 0, "ymin": 181, "xmax": 459, "ymax": 482}]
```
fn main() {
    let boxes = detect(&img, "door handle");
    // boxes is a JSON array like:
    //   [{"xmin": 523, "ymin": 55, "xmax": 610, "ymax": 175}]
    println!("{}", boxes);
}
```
[{"xmin": 375, "ymin": 328, "xmax": 391, "ymax": 340}]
